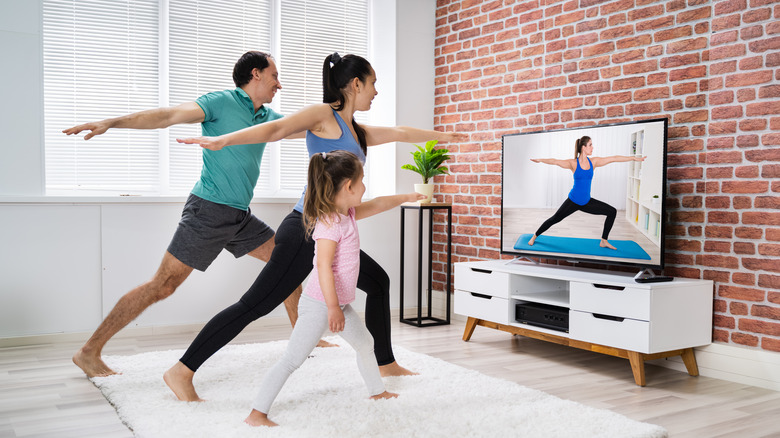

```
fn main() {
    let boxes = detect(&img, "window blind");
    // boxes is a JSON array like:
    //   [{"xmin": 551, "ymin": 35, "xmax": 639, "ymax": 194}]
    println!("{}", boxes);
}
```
[
  {"xmin": 276, "ymin": 0, "xmax": 369, "ymax": 193},
  {"xmin": 43, "ymin": 0, "xmax": 160, "ymax": 194},
  {"xmin": 42, "ymin": 0, "xmax": 368, "ymax": 197}
]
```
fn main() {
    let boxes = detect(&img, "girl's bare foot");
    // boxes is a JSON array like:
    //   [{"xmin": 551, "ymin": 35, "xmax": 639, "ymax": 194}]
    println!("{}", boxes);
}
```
[
  {"xmin": 316, "ymin": 339, "xmax": 338, "ymax": 348},
  {"xmin": 600, "ymin": 239, "xmax": 617, "ymax": 250},
  {"xmin": 379, "ymin": 361, "xmax": 418, "ymax": 377},
  {"xmin": 370, "ymin": 391, "xmax": 399, "ymax": 400},
  {"xmin": 73, "ymin": 347, "xmax": 117, "ymax": 377},
  {"xmin": 528, "ymin": 235, "xmax": 537, "ymax": 246},
  {"xmin": 245, "ymin": 409, "xmax": 278, "ymax": 427},
  {"xmin": 163, "ymin": 361, "xmax": 204, "ymax": 402}
]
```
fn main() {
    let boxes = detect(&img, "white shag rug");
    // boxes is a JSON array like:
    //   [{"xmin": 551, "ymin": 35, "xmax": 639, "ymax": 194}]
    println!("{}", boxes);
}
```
[{"xmin": 93, "ymin": 340, "xmax": 667, "ymax": 438}]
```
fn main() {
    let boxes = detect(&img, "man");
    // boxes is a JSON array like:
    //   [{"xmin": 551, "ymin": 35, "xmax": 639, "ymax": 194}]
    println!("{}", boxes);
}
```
[{"xmin": 65, "ymin": 51, "xmax": 324, "ymax": 378}]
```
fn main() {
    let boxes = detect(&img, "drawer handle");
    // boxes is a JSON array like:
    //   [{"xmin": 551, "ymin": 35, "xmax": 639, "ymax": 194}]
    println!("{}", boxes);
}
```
[
  {"xmin": 470, "ymin": 292, "xmax": 492, "ymax": 300},
  {"xmin": 471, "ymin": 268, "xmax": 492, "ymax": 274},
  {"xmin": 593, "ymin": 283, "xmax": 625, "ymax": 291},
  {"xmin": 592, "ymin": 313, "xmax": 625, "ymax": 322}
]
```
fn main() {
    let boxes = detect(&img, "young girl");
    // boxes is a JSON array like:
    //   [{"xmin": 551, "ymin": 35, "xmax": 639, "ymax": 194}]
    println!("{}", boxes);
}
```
[
  {"xmin": 164, "ymin": 52, "xmax": 465, "ymax": 402},
  {"xmin": 246, "ymin": 150, "xmax": 424, "ymax": 427}
]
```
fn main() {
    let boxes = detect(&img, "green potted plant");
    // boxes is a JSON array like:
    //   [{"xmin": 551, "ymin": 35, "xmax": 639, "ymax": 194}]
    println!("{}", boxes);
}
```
[{"xmin": 401, "ymin": 140, "xmax": 451, "ymax": 204}]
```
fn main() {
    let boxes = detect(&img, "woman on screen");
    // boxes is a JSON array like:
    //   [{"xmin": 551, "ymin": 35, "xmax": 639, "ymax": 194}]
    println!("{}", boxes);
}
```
[{"xmin": 528, "ymin": 135, "xmax": 645, "ymax": 250}]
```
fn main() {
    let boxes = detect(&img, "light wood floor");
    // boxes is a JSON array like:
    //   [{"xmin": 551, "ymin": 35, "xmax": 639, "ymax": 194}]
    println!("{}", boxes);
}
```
[{"xmin": 2, "ymin": 317, "xmax": 780, "ymax": 437}]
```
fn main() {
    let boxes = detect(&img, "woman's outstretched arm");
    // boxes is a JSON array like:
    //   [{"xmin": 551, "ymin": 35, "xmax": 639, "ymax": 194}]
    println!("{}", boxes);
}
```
[
  {"xmin": 592, "ymin": 155, "xmax": 646, "ymax": 167},
  {"xmin": 176, "ymin": 104, "xmax": 328, "ymax": 150},
  {"xmin": 363, "ymin": 126, "xmax": 467, "ymax": 147},
  {"xmin": 530, "ymin": 158, "xmax": 575, "ymax": 171}
]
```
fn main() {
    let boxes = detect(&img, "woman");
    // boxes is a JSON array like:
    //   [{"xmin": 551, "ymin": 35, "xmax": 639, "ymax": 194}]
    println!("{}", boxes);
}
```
[
  {"xmin": 164, "ymin": 52, "xmax": 465, "ymax": 401},
  {"xmin": 528, "ymin": 135, "xmax": 645, "ymax": 250}
]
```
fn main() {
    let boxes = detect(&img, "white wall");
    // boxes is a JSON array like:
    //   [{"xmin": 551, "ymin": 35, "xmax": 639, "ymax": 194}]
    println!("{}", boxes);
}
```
[{"xmin": 0, "ymin": 0, "xmax": 438, "ymax": 339}]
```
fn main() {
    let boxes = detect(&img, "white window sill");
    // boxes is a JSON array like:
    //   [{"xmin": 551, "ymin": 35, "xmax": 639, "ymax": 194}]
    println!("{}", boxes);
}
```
[{"xmin": 0, "ymin": 195, "xmax": 301, "ymax": 205}]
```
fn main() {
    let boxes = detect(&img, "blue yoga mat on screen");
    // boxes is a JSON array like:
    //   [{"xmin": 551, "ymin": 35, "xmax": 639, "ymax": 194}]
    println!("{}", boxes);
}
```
[{"xmin": 514, "ymin": 233, "xmax": 651, "ymax": 260}]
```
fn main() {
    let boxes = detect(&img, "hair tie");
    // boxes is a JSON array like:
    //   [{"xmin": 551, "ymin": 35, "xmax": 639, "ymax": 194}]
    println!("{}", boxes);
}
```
[
  {"xmin": 321, "ymin": 152, "xmax": 327, "ymax": 160},
  {"xmin": 330, "ymin": 52, "xmax": 341, "ymax": 67}
]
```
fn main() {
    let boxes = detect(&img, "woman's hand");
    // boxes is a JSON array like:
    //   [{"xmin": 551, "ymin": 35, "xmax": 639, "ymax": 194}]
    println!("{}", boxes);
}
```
[
  {"xmin": 176, "ymin": 135, "xmax": 228, "ymax": 151},
  {"xmin": 634, "ymin": 155, "xmax": 647, "ymax": 162},
  {"xmin": 445, "ymin": 132, "xmax": 469, "ymax": 143},
  {"xmin": 328, "ymin": 306, "xmax": 345, "ymax": 333}
]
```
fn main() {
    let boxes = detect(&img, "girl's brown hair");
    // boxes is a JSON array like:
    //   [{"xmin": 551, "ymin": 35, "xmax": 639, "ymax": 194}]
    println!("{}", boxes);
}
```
[{"xmin": 303, "ymin": 150, "xmax": 363, "ymax": 236}]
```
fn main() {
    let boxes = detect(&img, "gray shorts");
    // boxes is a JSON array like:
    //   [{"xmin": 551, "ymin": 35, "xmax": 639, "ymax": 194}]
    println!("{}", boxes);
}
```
[{"xmin": 167, "ymin": 194, "xmax": 275, "ymax": 271}]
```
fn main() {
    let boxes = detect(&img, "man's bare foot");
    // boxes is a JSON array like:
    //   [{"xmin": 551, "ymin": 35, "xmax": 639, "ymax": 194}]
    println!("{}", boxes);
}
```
[
  {"xmin": 600, "ymin": 239, "xmax": 617, "ymax": 250},
  {"xmin": 379, "ymin": 361, "xmax": 418, "ymax": 377},
  {"xmin": 245, "ymin": 409, "xmax": 278, "ymax": 427},
  {"xmin": 528, "ymin": 235, "xmax": 537, "ymax": 246},
  {"xmin": 370, "ymin": 391, "xmax": 399, "ymax": 400},
  {"xmin": 163, "ymin": 361, "xmax": 204, "ymax": 402},
  {"xmin": 316, "ymin": 338, "xmax": 338, "ymax": 348},
  {"xmin": 73, "ymin": 347, "xmax": 117, "ymax": 377}
]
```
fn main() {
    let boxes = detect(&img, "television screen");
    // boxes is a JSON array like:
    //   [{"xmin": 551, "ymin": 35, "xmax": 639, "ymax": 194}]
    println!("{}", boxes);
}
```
[{"xmin": 501, "ymin": 118, "xmax": 668, "ymax": 270}]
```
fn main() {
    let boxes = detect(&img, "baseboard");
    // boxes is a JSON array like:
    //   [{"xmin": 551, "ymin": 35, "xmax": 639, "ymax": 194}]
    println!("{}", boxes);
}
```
[{"xmin": 648, "ymin": 343, "xmax": 780, "ymax": 391}]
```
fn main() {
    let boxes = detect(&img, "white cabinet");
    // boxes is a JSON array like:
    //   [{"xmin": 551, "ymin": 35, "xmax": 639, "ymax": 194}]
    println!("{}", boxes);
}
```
[{"xmin": 455, "ymin": 260, "xmax": 713, "ymax": 386}]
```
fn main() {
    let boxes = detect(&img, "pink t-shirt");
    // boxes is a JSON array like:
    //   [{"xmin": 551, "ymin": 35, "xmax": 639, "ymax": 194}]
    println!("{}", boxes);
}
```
[{"xmin": 304, "ymin": 207, "xmax": 360, "ymax": 305}]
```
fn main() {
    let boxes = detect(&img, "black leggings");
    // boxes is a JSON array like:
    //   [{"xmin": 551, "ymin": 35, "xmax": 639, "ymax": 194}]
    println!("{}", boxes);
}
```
[
  {"xmin": 179, "ymin": 210, "xmax": 395, "ymax": 371},
  {"xmin": 534, "ymin": 197, "xmax": 617, "ymax": 240}
]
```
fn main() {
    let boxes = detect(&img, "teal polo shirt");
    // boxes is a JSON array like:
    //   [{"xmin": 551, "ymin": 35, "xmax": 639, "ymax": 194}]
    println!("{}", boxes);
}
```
[{"xmin": 191, "ymin": 88, "xmax": 283, "ymax": 211}]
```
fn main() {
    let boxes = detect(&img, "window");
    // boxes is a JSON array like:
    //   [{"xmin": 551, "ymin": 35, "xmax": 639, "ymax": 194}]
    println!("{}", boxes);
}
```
[{"xmin": 42, "ymin": 0, "xmax": 368, "ymax": 197}]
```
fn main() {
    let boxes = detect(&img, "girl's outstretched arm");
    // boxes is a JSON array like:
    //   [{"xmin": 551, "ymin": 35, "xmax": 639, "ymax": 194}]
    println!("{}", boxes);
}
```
[
  {"xmin": 354, "ymin": 193, "xmax": 426, "ymax": 220},
  {"xmin": 592, "ymin": 155, "xmax": 646, "ymax": 167},
  {"xmin": 176, "ymin": 104, "xmax": 328, "ymax": 151},
  {"xmin": 363, "ymin": 126, "xmax": 467, "ymax": 147},
  {"xmin": 315, "ymin": 238, "xmax": 345, "ymax": 333}
]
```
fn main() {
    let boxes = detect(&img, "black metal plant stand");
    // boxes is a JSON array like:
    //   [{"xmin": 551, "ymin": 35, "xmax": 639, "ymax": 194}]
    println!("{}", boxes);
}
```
[{"xmin": 399, "ymin": 202, "xmax": 452, "ymax": 327}]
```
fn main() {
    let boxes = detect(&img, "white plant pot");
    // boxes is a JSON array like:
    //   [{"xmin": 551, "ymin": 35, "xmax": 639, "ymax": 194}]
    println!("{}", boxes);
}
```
[{"xmin": 414, "ymin": 183, "xmax": 434, "ymax": 204}]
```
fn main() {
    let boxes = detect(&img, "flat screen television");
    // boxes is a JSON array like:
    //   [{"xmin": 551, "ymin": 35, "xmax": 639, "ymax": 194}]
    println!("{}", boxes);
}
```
[{"xmin": 501, "ymin": 118, "xmax": 668, "ymax": 271}]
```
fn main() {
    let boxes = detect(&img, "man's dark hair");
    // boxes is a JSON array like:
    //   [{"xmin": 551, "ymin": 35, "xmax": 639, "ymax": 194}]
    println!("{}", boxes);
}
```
[{"xmin": 233, "ymin": 51, "xmax": 272, "ymax": 87}]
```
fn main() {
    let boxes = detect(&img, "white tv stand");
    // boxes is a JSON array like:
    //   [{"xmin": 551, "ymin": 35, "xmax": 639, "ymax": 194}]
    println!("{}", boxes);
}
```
[{"xmin": 454, "ymin": 260, "xmax": 713, "ymax": 386}]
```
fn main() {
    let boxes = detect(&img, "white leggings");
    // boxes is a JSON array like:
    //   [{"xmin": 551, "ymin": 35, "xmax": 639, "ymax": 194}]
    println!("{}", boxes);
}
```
[{"xmin": 251, "ymin": 294, "xmax": 386, "ymax": 414}]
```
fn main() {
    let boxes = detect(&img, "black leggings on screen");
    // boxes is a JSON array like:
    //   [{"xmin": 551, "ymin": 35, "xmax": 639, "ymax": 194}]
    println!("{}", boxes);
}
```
[
  {"xmin": 179, "ymin": 210, "xmax": 395, "ymax": 371},
  {"xmin": 534, "ymin": 197, "xmax": 617, "ymax": 240}
]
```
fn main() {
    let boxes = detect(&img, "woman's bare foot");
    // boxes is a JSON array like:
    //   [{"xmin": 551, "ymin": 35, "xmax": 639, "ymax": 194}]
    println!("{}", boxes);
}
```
[
  {"xmin": 370, "ymin": 391, "xmax": 399, "ymax": 400},
  {"xmin": 163, "ymin": 361, "xmax": 204, "ymax": 402},
  {"xmin": 245, "ymin": 409, "xmax": 278, "ymax": 427},
  {"xmin": 73, "ymin": 347, "xmax": 117, "ymax": 377},
  {"xmin": 528, "ymin": 234, "xmax": 537, "ymax": 246},
  {"xmin": 600, "ymin": 239, "xmax": 617, "ymax": 250},
  {"xmin": 379, "ymin": 361, "xmax": 418, "ymax": 377},
  {"xmin": 316, "ymin": 339, "xmax": 338, "ymax": 348}
]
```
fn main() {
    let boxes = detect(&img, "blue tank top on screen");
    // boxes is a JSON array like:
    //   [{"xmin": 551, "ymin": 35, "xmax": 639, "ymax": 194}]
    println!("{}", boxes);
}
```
[
  {"xmin": 293, "ymin": 108, "xmax": 367, "ymax": 212},
  {"xmin": 568, "ymin": 157, "xmax": 593, "ymax": 206}
]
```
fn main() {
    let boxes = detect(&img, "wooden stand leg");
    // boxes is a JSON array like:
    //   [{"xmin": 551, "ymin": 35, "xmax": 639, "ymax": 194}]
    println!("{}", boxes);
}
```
[
  {"xmin": 680, "ymin": 348, "xmax": 700, "ymax": 376},
  {"xmin": 627, "ymin": 351, "xmax": 647, "ymax": 387},
  {"xmin": 463, "ymin": 317, "xmax": 479, "ymax": 341}
]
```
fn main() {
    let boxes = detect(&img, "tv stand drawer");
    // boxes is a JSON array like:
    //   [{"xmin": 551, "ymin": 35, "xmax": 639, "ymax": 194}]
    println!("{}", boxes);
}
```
[
  {"xmin": 569, "ymin": 310, "xmax": 650, "ymax": 353},
  {"xmin": 570, "ymin": 282, "xmax": 650, "ymax": 320},
  {"xmin": 454, "ymin": 290, "xmax": 511, "ymax": 324},
  {"xmin": 454, "ymin": 265, "xmax": 511, "ymax": 298}
]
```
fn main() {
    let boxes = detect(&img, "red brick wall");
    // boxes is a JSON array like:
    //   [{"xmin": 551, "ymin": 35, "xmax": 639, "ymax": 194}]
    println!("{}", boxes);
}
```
[{"xmin": 431, "ymin": 0, "xmax": 780, "ymax": 352}]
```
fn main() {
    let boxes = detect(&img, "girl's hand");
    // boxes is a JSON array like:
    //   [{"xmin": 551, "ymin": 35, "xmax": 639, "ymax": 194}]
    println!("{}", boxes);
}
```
[
  {"xmin": 328, "ymin": 306, "xmax": 345, "ymax": 333},
  {"xmin": 176, "ymin": 135, "xmax": 228, "ymax": 151},
  {"xmin": 407, "ymin": 192, "xmax": 427, "ymax": 202},
  {"xmin": 530, "ymin": 158, "xmax": 540, "ymax": 163},
  {"xmin": 635, "ymin": 155, "xmax": 647, "ymax": 162}
]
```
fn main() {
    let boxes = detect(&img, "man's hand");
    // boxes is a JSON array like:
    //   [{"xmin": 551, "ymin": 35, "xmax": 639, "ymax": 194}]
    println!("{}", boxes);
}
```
[
  {"xmin": 62, "ymin": 121, "xmax": 110, "ymax": 140},
  {"xmin": 327, "ymin": 306, "xmax": 345, "ymax": 333}
]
